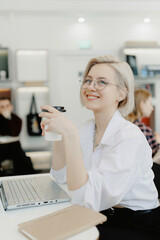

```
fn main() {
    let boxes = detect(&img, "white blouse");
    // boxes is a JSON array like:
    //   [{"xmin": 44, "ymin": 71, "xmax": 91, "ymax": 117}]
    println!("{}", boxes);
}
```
[{"xmin": 51, "ymin": 110, "xmax": 159, "ymax": 212}]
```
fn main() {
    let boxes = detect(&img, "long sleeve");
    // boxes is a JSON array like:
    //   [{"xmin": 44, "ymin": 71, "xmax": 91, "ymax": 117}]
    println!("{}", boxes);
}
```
[{"xmin": 50, "ymin": 167, "xmax": 66, "ymax": 184}]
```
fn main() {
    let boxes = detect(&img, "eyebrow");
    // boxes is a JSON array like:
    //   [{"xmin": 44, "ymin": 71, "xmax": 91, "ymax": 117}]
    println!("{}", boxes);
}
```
[{"xmin": 86, "ymin": 76, "xmax": 108, "ymax": 80}]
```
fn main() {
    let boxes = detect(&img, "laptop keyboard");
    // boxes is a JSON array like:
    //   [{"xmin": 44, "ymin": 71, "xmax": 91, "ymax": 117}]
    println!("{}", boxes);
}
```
[{"xmin": 3, "ymin": 178, "xmax": 44, "ymax": 204}]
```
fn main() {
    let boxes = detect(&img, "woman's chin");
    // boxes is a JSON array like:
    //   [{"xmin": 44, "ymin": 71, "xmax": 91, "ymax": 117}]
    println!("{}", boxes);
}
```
[{"xmin": 84, "ymin": 104, "xmax": 98, "ymax": 111}]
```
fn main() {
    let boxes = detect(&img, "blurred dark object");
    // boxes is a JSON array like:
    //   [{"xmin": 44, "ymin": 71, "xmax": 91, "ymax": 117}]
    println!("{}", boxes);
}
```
[
  {"xmin": 152, "ymin": 162, "xmax": 160, "ymax": 198},
  {"xmin": 126, "ymin": 55, "xmax": 138, "ymax": 76},
  {"xmin": 27, "ymin": 94, "xmax": 42, "ymax": 136},
  {"xmin": 0, "ymin": 47, "xmax": 9, "ymax": 81}
]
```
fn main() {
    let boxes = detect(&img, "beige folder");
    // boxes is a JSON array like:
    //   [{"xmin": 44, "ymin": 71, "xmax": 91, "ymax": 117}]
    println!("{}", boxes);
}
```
[{"xmin": 18, "ymin": 204, "xmax": 107, "ymax": 240}]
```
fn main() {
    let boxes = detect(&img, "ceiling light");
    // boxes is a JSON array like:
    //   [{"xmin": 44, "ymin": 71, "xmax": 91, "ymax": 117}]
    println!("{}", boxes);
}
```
[
  {"xmin": 144, "ymin": 18, "xmax": 151, "ymax": 23},
  {"xmin": 78, "ymin": 17, "xmax": 85, "ymax": 23}
]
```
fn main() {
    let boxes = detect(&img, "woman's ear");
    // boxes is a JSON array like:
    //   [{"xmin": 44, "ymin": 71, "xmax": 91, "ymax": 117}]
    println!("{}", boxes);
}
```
[
  {"xmin": 118, "ymin": 88, "xmax": 127, "ymax": 102},
  {"xmin": 117, "ymin": 96, "xmax": 124, "ymax": 102}
]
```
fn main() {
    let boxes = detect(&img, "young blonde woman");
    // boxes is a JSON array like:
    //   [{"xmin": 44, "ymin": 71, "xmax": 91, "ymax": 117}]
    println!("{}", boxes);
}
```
[{"xmin": 39, "ymin": 56, "xmax": 160, "ymax": 240}]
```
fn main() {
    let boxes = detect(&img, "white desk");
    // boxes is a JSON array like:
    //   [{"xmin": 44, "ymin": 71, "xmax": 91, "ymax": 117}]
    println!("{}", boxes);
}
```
[{"xmin": 0, "ymin": 173, "xmax": 99, "ymax": 240}]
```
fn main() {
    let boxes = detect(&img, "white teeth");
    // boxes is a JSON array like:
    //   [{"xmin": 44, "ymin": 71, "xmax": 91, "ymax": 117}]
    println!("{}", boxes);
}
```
[{"xmin": 87, "ymin": 96, "xmax": 98, "ymax": 99}]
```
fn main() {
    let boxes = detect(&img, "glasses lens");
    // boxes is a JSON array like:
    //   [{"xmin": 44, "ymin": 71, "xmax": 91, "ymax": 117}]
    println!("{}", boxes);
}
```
[
  {"xmin": 80, "ymin": 79, "xmax": 107, "ymax": 90},
  {"xmin": 80, "ymin": 79, "xmax": 89, "ymax": 89},
  {"xmin": 96, "ymin": 79, "xmax": 107, "ymax": 90}
]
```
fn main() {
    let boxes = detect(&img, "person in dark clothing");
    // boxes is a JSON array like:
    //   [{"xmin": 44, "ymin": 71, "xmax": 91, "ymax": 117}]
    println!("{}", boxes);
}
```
[{"xmin": 0, "ymin": 97, "xmax": 35, "ymax": 175}]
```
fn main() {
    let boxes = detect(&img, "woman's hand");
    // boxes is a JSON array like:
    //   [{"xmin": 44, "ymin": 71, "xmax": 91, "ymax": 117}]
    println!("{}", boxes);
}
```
[
  {"xmin": 39, "ymin": 105, "xmax": 88, "ymax": 191},
  {"xmin": 39, "ymin": 105, "xmax": 77, "ymax": 137}
]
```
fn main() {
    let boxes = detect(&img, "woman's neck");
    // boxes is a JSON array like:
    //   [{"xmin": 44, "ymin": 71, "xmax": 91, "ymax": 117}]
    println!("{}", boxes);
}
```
[{"xmin": 94, "ymin": 108, "xmax": 117, "ymax": 134}]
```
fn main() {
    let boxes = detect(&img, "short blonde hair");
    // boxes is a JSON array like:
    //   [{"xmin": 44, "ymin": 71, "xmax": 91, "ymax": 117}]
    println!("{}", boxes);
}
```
[
  {"xmin": 126, "ymin": 88, "xmax": 151, "ymax": 122},
  {"xmin": 80, "ymin": 55, "xmax": 135, "ymax": 117}
]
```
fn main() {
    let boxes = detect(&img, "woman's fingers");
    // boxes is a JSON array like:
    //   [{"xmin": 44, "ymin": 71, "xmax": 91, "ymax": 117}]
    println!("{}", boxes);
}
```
[
  {"xmin": 39, "ymin": 105, "xmax": 61, "ymax": 118},
  {"xmin": 40, "ymin": 123, "xmax": 45, "ymax": 136},
  {"xmin": 39, "ymin": 111, "xmax": 55, "ymax": 118},
  {"xmin": 41, "ymin": 117, "xmax": 51, "ymax": 126},
  {"xmin": 40, "ymin": 118, "xmax": 52, "ymax": 135},
  {"xmin": 40, "ymin": 105, "xmax": 59, "ymax": 113},
  {"xmin": 40, "ymin": 105, "xmax": 66, "ymax": 135}
]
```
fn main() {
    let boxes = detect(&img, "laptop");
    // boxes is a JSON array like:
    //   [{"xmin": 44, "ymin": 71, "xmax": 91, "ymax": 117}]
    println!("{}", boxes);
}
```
[{"xmin": 0, "ymin": 174, "xmax": 71, "ymax": 210}]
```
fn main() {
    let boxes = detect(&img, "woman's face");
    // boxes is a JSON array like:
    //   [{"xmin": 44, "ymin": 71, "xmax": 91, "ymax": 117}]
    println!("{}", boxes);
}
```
[
  {"xmin": 81, "ymin": 63, "xmax": 123, "ymax": 114},
  {"xmin": 140, "ymin": 96, "xmax": 153, "ymax": 118}
]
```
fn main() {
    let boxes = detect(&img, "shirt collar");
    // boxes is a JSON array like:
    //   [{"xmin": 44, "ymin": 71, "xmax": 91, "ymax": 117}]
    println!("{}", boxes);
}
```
[{"xmin": 100, "ymin": 110, "xmax": 125, "ymax": 146}]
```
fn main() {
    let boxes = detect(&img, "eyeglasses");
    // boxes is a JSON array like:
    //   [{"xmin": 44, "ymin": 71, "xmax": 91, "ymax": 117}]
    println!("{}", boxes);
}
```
[{"xmin": 79, "ymin": 78, "xmax": 120, "ymax": 91}]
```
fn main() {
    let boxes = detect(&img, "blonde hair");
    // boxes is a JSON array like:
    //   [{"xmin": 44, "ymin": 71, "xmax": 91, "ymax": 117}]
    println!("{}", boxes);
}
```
[
  {"xmin": 126, "ymin": 88, "xmax": 151, "ymax": 122},
  {"xmin": 80, "ymin": 55, "xmax": 135, "ymax": 117}
]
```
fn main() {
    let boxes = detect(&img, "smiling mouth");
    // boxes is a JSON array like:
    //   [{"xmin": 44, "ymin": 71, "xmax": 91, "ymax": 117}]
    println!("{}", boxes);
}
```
[{"xmin": 86, "ymin": 94, "xmax": 100, "ymax": 100}]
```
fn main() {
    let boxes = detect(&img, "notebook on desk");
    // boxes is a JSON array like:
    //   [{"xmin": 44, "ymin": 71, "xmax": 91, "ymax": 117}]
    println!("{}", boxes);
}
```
[
  {"xmin": 18, "ymin": 204, "xmax": 107, "ymax": 240},
  {"xmin": 0, "ymin": 174, "xmax": 70, "ymax": 210}
]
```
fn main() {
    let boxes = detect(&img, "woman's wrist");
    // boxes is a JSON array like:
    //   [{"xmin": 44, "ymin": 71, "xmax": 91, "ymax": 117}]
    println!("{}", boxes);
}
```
[{"xmin": 62, "ymin": 123, "xmax": 78, "ymax": 139}]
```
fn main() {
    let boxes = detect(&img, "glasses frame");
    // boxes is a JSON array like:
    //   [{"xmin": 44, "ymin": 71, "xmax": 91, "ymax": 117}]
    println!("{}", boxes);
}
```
[{"xmin": 79, "ymin": 78, "xmax": 120, "ymax": 91}]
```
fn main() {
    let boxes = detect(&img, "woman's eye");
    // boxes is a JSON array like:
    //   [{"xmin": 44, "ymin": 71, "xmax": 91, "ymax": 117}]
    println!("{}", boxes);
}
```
[
  {"xmin": 98, "ymin": 80, "xmax": 107, "ymax": 85},
  {"xmin": 84, "ymin": 79, "xmax": 92, "ymax": 84}
]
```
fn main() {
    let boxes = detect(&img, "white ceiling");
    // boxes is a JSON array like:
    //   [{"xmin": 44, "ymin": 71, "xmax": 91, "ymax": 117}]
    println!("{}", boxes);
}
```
[{"xmin": 1, "ymin": 0, "xmax": 160, "ymax": 15}]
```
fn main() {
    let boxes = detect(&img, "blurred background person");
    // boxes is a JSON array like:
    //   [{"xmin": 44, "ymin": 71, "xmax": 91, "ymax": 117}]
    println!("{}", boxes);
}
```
[
  {"xmin": 0, "ymin": 97, "xmax": 35, "ymax": 176},
  {"xmin": 126, "ymin": 88, "xmax": 160, "ymax": 197}
]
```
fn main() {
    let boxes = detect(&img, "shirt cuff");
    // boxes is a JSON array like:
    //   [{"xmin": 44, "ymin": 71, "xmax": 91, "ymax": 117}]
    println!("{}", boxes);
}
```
[
  {"xmin": 50, "ymin": 167, "xmax": 66, "ymax": 184},
  {"xmin": 69, "ymin": 183, "xmax": 87, "ymax": 206}
]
